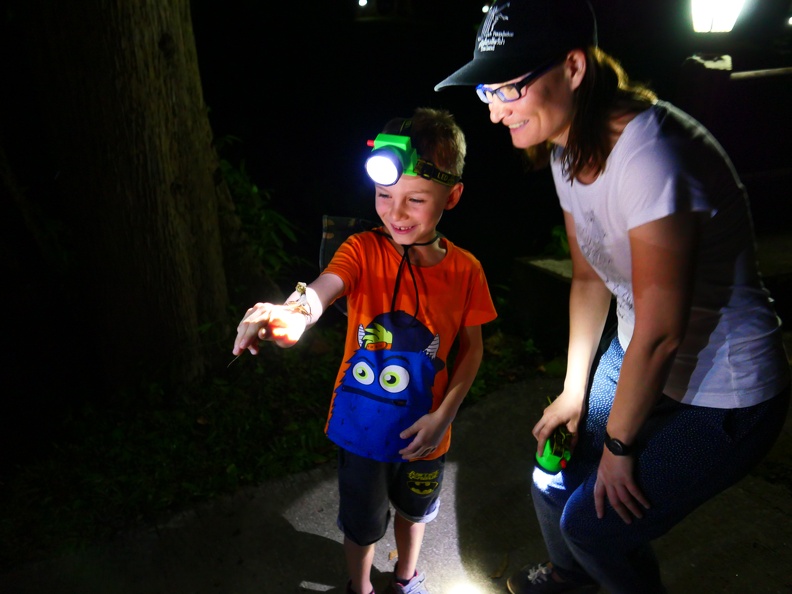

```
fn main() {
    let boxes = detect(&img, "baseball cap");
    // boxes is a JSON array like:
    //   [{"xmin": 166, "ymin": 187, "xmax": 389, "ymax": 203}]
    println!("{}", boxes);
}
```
[{"xmin": 434, "ymin": 0, "xmax": 597, "ymax": 91}]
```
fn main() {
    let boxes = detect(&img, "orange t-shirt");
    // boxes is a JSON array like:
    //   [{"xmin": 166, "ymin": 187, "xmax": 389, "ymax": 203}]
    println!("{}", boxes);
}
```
[{"xmin": 321, "ymin": 229, "xmax": 497, "ymax": 463}]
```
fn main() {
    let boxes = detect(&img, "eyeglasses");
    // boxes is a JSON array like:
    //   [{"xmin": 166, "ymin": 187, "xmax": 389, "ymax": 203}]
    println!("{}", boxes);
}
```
[{"xmin": 475, "ymin": 59, "xmax": 562, "ymax": 104}]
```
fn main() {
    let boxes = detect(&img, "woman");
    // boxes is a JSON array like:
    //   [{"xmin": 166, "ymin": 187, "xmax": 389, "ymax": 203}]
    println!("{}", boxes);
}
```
[{"xmin": 435, "ymin": 1, "xmax": 791, "ymax": 593}]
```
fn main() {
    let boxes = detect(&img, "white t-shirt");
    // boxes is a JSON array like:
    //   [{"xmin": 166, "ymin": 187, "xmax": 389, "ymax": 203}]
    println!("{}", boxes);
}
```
[{"xmin": 553, "ymin": 101, "xmax": 789, "ymax": 408}]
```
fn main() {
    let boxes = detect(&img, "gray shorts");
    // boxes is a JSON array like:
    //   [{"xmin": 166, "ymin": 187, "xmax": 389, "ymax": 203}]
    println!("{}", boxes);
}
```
[{"xmin": 336, "ymin": 447, "xmax": 445, "ymax": 546}]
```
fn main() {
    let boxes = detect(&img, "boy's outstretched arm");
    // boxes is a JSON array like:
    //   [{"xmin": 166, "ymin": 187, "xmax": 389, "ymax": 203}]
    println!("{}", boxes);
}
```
[
  {"xmin": 398, "ymin": 324, "xmax": 484, "ymax": 459},
  {"xmin": 232, "ymin": 273, "xmax": 344, "ymax": 355}
]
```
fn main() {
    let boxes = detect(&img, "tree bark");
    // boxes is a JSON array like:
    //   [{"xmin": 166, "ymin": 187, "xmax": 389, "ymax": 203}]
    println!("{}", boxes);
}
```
[{"xmin": 14, "ymin": 0, "xmax": 241, "ymax": 391}]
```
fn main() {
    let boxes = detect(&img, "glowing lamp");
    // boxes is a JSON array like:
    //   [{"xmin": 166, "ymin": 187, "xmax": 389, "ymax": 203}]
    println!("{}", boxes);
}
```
[
  {"xmin": 365, "ymin": 134, "xmax": 417, "ymax": 186},
  {"xmin": 691, "ymin": 0, "xmax": 746, "ymax": 33}
]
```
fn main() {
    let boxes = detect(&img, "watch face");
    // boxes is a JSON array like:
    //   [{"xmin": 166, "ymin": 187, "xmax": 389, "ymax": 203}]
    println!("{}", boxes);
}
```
[
  {"xmin": 607, "ymin": 438, "xmax": 625, "ymax": 455},
  {"xmin": 606, "ymin": 433, "xmax": 630, "ymax": 456}
]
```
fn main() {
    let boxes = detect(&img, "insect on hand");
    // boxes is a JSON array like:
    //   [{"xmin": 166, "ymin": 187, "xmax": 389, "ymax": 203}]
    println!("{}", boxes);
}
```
[
  {"xmin": 287, "ymin": 282, "xmax": 311, "ymax": 316},
  {"xmin": 228, "ymin": 282, "xmax": 311, "ymax": 367}
]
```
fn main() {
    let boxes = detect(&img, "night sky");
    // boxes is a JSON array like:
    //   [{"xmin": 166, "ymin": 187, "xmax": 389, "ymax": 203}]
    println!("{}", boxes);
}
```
[{"xmin": 190, "ymin": 0, "xmax": 791, "ymax": 287}]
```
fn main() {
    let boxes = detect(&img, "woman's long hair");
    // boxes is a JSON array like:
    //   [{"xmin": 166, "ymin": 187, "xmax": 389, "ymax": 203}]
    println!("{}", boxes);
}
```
[{"xmin": 524, "ymin": 47, "xmax": 657, "ymax": 180}]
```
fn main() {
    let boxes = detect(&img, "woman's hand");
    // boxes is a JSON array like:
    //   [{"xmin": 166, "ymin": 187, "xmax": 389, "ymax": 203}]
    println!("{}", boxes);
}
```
[
  {"xmin": 532, "ymin": 393, "xmax": 583, "ymax": 458},
  {"xmin": 232, "ymin": 303, "xmax": 307, "ymax": 355},
  {"xmin": 594, "ymin": 449, "xmax": 651, "ymax": 523}
]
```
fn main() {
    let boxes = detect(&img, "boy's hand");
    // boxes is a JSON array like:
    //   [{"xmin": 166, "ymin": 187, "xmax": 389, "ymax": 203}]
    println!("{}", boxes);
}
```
[
  {"xmin": 398, "ymin": 412, "xmax": 449, "ymax": 460},
  {"xmin": 232, "ymin": 303, "xmax": 307, "ymax": 355}
]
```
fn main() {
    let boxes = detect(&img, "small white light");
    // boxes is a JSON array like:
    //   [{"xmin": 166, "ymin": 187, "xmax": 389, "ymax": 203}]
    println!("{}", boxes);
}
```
[
  {"xmin": 359, "ymin": 0, "xmax": 367, "ymax": 6},
  {"xmin": 482, "ymin": 4, "xmax": 490, "ymax": 14},
  {"xmin": 533, "ymin": 464, "xmax": 557, "ymax": 491},
  {"xmin": 366, "ymin": 154, "xmax": 400, "ymax": 186},
  {"xmin": 691, "ymin": 0, "xmax": 746, "ymax": 33}
]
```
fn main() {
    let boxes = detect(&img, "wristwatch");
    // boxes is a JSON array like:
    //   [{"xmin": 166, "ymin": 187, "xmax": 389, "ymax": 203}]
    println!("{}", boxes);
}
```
[{"xmin": 604, "ymin": 431, "xmax": 633, "ymax": 456}]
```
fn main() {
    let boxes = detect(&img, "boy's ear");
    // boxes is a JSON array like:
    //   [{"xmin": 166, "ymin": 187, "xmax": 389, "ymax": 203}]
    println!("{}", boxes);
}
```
[{"xmin": 444, "ymin": 182, "xmax": 463, "ymax": 210}]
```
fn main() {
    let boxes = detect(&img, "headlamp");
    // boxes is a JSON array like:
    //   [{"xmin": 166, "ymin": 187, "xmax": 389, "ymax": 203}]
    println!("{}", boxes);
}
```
[{"xmin": 365, "ymin": 133, "xmax": 460, "ymax": 187}]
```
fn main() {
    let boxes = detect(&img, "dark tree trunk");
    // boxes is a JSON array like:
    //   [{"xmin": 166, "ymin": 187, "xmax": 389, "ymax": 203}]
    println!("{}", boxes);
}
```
[{"xmin": 4, "ymin": 0, "xmax": 275, "ymax": 394}]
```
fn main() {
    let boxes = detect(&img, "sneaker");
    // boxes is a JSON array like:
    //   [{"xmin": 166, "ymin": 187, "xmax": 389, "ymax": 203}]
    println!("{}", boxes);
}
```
[
  {"xmin": 386, "ymin": 570, "xmax": 429, "ymax": 594},
  {"xmin": 506, "ymin": 562, "xmax": 598, "ymax": 594}
]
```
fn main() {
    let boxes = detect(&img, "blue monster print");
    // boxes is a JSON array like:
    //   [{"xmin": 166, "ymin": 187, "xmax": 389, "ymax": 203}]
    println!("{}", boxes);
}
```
[{"xmin": 327, "ymin": 310, "xmax": 445, "ymax": 462}]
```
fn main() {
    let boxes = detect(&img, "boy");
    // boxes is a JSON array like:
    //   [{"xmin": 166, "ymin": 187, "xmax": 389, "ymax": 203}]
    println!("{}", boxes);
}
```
[{"xmin": 232, "ymin": 107, "xmax": 497, "ymax": 594}]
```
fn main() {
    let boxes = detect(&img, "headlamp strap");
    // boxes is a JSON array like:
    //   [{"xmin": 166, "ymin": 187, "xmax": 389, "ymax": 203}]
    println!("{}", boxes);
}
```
[
  {"xmin": 413, "ymin": 160, "xmax": 461, "ymax": 186},
  {"xmin": 399, "ymin": 119, "xmax": 413, "ymax": 135},
  {"xmin": 400, "ymin": 118, "xmax": 460, "ymax": 186}
]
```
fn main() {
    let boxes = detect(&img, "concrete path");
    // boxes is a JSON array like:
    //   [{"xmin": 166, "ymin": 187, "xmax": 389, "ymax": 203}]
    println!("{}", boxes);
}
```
[{"xmin": 2, "ymin": 372, "xmax": 791, "ymax": 594}]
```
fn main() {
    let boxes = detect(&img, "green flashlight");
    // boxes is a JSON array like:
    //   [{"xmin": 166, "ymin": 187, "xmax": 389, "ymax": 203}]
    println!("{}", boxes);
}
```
[
  {"xmin": 535, "ymin": 396, "xmax": 573, "ymax": 473},
  {"xmin": 536, "ymin": 428, "xmax": 573, "ymax": 473}
]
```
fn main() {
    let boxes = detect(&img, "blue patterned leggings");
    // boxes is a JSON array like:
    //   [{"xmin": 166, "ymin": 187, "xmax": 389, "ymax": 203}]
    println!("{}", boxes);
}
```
[{"xmin": 531, "ymin": 337, "xmax": 791, "ymax": 594}]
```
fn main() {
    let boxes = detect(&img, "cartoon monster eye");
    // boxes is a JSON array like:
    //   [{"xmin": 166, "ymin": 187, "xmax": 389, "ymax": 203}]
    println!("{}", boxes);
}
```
[
  {"xmin": 379, "ymin": 364, "xmax": 410, "ymax": 393},
  {"xmin": 352, "ymin": 361, "xmax": 375, "ymax": 385}
]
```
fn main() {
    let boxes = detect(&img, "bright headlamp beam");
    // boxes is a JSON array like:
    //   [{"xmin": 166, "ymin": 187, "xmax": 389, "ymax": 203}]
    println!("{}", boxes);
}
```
[
  {"xmin": 365, "ymin": 133, "xmax": 418, "ymax": 186},
  {"xmin": 365, "ymin": 151, "xmax": 402, "ymax": 186}
]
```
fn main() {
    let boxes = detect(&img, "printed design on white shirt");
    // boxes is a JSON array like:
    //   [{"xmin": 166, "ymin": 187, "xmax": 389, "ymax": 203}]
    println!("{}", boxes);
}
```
[{"xmin": 577, "ymin": 209, "xmax": 634, "ymax": 319}]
